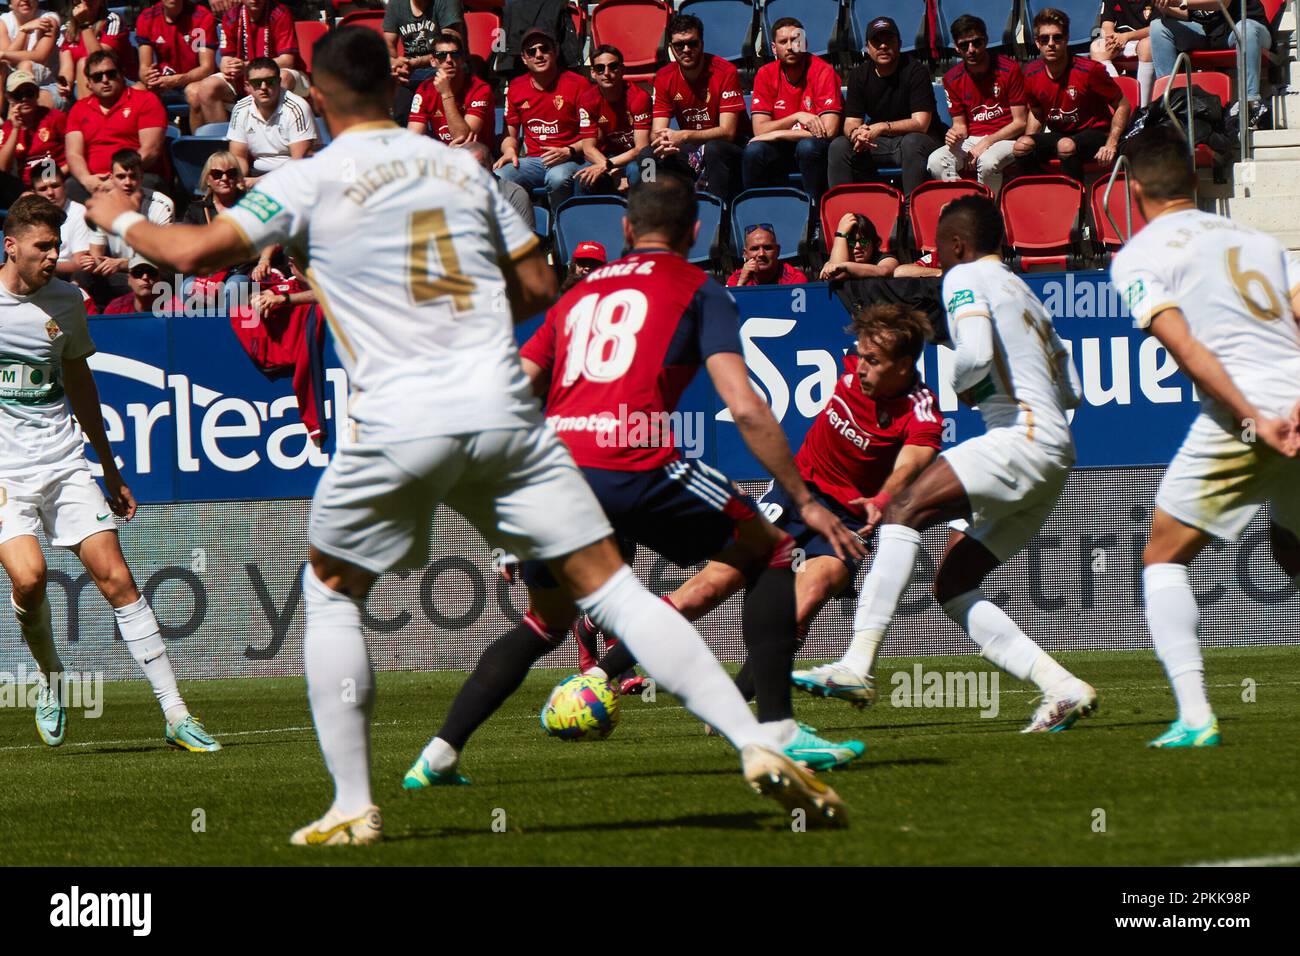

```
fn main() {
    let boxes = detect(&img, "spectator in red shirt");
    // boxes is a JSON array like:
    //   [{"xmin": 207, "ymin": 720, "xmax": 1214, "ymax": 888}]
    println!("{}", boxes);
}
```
[
  {"xmin": 406, "ymin": 31, "xmax": 494, "ymax": 148},
  {"xmin": 1014, "ymin": 8, "xmax": 1130, "ymax": 183},
  {"xmin": 743, "ymin": 17, "xmax": 842, "ymax": 204},
  {"xmin": 573, "ymin": 44, "xmax": 651, "ymax": 195},
  {"xmin": 0, "ymin": 70, "xmax": 67, "ymax": 206},
  {"xmin": 134, "ymin": 0, "xmax": 218, "ymax": 132},
  {"xmin": 494, "ymin": 26, "xmax": 597, "ymax": 210},
  {"xmin": 639, "ymin": 14, "xmax": 746, "ymax": 202},
  {"xmin": 188, "ymin": 0, "xmax": 303, "ymax": 129},
  {"xmin": 57, "ymin": 0, "xmax": 137, "ymax": 102},
  {"xmin": 727, "ymin": 224, "xmax": 807, "ymax": 286},
  {"xmin": 65, "ymin": 49, "xmax": 167, "ymax": 201},
  {"xmin": 103, "ymin": 253, "xmax": 164, "ymax": 314},
  {"xmin": 927, "ymin": 15, "xmax": 1027, "ymax": 196}
]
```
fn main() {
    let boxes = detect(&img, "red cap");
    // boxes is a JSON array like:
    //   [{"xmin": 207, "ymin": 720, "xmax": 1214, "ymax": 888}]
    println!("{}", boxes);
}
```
[{"xmin": 572, "ymin": 241, "xmax": 607, "ymax": 264}]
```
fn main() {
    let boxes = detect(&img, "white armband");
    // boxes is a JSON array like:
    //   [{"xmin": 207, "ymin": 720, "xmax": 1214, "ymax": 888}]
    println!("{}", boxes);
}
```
[{"xmin": 111, "ymin": 211, "xmax": 146, "ymax": 239}]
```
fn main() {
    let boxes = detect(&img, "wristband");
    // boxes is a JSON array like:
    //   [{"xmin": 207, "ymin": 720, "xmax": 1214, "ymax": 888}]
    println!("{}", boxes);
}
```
[
  {"xmin": 110, "ymin": 211, "xmax": 146, "ymax": 239},
  {"xmin": 867, "ymin": 490, "xmax": 892, "ymax": 513}
]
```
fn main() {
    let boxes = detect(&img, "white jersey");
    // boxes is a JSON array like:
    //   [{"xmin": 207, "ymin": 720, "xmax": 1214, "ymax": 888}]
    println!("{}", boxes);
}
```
[
  {"xmin": 228, "ymin": 89, "xmax": 318, "ymax": 174},
  {"xmin": 0, "ymin": 275, "xmax": 95, "ymax": 478},
  {"xmin": 942, "ymin": 257, "xmax": 1081, "ymax": 455},
  {"xmin": 1112, "ymin": 208, "xmax": 1300, "ymax": 426},
  {"xmin": 222, "ymin": 122, "xmax": 542, "ymax": 443}
]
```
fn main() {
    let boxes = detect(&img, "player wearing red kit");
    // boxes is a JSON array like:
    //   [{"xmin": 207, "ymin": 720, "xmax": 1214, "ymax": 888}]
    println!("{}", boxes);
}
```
[{"xmin": 405, "ymin": 171, "xmax": 867, "ymax": 789}]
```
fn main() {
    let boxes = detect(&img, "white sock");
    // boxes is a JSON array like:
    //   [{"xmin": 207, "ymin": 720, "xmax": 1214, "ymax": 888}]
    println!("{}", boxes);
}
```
[
  {"xmin": 841, "ymin": 525, "xmax": 921, "ymax": 677},
  {"xmin": 943, "ymin": 588, "xmax": 1073, "ymax": 691},
  {"xmin": 1138, "ymin": 61, "xmax": 1155, "ymax": 107},
  {"xmin": 115, "ymin": 596, "xmax": 187, "ymax": 724},
  {"xmin": 303, "ymin": 565, "xmax": 375, "ymax": 815},
  {"xmin": 577, "ymin": 566, "xmax": 770, "ymax": 751},
  {"xmin": 1103, "ymin": 59, "xmax": 1120, "ymax": 78},
  {"xmin": 419, "ymin": 736, "xmax": 459, "ymax": 773},
  {"xmin": 762, "ymin": 717, "xmax": 799, "ymax": 747},
  {"xmin": 13, "ymin": 594, "xmax": 62, "ymax": 681},
  {"xmin": 583, "ymin": 665, "xmax": 608, "ymax": 680},
  {"xmin": 1143, "ymin": 564, "xmax": 1211, "ymax": 727}
]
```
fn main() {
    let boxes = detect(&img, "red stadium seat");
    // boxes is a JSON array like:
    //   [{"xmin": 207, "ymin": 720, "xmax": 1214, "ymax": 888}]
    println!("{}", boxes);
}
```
[
  {"xmin": 1114, "ymin": 74, "xmax": 1139, "ymax": 109},
  {"xmin": 590, "ymin": 0, "xmax": 671, "ymax": 83},
  {"xmin": 338, "ymin": 10, "xmax": 386, "ymax": 34},
  {"xmin": 819, "ymin": 183, "xmax": 902, "ymax": 255},
  {"xmin": 908, "ymin": 179, "xmax": 992, "ymax": 257},
  {"xmin": 294, "ymin": 20, "xmax": 329, "ymax": 75},
  {"xmin": 1000, "ymin": 174, "xmax": 1085, "ymax": 271},
  {"xmin": 1090, "ymin": 174, "xmax": 1148, "ymax": 253},
  {"xmin": 465, "ymin": 11, "xmax": 501, "ymax": 62}
]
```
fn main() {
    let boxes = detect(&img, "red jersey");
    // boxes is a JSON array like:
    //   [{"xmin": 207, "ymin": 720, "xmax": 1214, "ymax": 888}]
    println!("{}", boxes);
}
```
[
  {"xmin": 1022, "ymin": 55, "xmax": 1120, "ymax": 134},
  {"xmin": 726, "ymin": 262, "xmax": 807, "ymax": 286},
  {"xmin": 504, "ymin": 70, "xmax": 597, "ymax": 154},
  {"xmin": 589, "ymin": 82, "xmax": 651, "ymax": 156},
  {"xmin": 66, "ymin": 86, "xmax": 167, "ymax": 175},
  {"xmin": 652, "ymin": 54, "xmax": 746, "ymax": 131},
  {"xmin": 1, "ymin": 107, "xmax": 67, "ymax": 186},
  {"xmin": 219, "ymin": 2, "xmax": 297, "ymax": 62},
  {"xmin": 135, "ymin": 1, "xmax": 217, "ymax": 76},
  {"xmin": 409, "ymin": 74, "xmax": 496, "ymax": 149},
  {"xmin": 103, "ymin": 293, "xmax": 148, "ymax": 314},
  {"xmin": 942, "ymin": 54, "xmax": 1025, "ymax": 137},
  {"xmin": 520, "ymin": 250, "xmax": 743, "ymax": 470},
  {"xmin": 795, "ymin": 356, "xmax": 943, "ymax": 516},
  {"xmin": 750, "ymin": 56, "xmax": 843, "ymax": 126},
  {"xmin": 61, "ymin": 9, "xmax": 137, "ymax": 79}
]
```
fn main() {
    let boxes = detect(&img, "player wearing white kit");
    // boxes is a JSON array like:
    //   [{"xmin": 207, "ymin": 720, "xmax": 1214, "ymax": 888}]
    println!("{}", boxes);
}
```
[
  {"xmin": 86, "ymin": 27, "xmax": 847, "ymax": 844},
  {"xmin": 1111, "ymin": 128, "xmax": 1300, "ymax": 748},
  {"xmin": 0, "ymin": 195, "xmax": 220, "ymax": 752},
  {"xmin": 794, "ymin": 195, "xmax": 1099, "ymax": 732}
]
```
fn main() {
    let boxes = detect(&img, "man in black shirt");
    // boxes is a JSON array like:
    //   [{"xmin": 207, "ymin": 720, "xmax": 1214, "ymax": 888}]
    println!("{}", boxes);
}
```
[{"xmin": 828, "ymin": 16, "xmax": 945, "ymax": 196}]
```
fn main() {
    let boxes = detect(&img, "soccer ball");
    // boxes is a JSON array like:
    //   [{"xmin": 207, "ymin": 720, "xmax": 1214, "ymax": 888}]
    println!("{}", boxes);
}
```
[{"xmin": 540, "ymin": 675, "xmax": 620, "ymax": 741}]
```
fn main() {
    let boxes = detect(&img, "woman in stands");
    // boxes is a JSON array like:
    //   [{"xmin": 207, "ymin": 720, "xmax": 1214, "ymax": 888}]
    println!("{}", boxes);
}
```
[
  {"xmin": 0, "ymin": 0, "xmax": 63, "ymax": 108},
  {"xmin": 57, "ymin": 0, "xmax": 137, "ymax": 102},
  {"xmin": 182, "ymin": 149, "xmax": 278, "ymax": 278},
  {"xmin": 819, "ymin": 212, "xmax": 900, "ymax": 280}
]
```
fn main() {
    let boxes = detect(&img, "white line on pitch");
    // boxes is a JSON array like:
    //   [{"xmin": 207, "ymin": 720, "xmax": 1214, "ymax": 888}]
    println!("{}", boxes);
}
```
[
  {"xmin": 1185, "ymin": 851, "xmax": 1300, "ymax": 867},
  {"xmin": 0, "ymin": 721, "xmax": 400, "ymax": 753}
]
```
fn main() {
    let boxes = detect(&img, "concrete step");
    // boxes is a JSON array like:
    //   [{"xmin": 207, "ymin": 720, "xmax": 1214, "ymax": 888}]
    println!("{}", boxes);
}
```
[
  {"xmin": 1223, "ymin": 191, "xmax": 1300, "ymax": 229},
  {"xmin": 1252, "ymin": 128, "xmax": 1300, "ymax": 147},
  {"xmin": 1252, "ymin": 144, "xmax": 1300, "ymax": 159},
  {"xmin": 1232, "ymin": 156, "xmax": 1300, "ymax": 195}
]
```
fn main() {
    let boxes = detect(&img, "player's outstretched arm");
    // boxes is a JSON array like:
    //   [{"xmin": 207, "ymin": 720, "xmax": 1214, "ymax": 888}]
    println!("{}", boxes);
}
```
[
  {"xmin": 62, "ymin": 355, "xmax": 137, "ymax": 520},
  {"xmin": 706, "ymin": 352, "xmax": 865, "ymax": 560},
  {"xmin": 84, "ymin": 185, "xmax": 255, "ymax": 276},
  {"xmin": 850, "ymin": 445, "xmax": 938, "ymax": 537},
  {"xmin": 1149, "ymin": 307, "xmax": 1300, "ymax": 457},
  {"xmin": 501, "ymin": 248, "xmax": 558, "ymax": 323},
  {"xmin": 950, "ymin": 312, "xmax": 995, "ymax": 403}
]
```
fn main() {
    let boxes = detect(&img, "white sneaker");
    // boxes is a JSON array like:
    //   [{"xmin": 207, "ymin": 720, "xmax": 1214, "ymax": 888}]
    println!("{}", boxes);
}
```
[
  {"xmin": 290, "ymin": 804, "xmax": 383, "ymax": 846},
  {"xmin": 791, "ymin": 663, "xmax": 876, "ymax": 708},
  {"xmin": 1022, "ymin": 681, "xmax": 1098, "ymax": 734},
  {"xmin": 741, "ymin": 744, "xmax": 847, "ymax": 827}
]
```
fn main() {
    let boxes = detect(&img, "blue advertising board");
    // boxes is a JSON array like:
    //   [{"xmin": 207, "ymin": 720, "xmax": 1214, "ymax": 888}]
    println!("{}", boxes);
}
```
[{"xmin": 83, "ymin": 271, "xmax": 1197, "ymax": 503}]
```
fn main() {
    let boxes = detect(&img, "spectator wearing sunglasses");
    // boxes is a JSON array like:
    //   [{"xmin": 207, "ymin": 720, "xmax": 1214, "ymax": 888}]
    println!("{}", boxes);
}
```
[
  {"xmin": 573, "ymin": 44, "xmax": 651, "ymax": 195},
  {"xmin": 407, "ymin": 32, "xmax": 495, "ymax": 149},
  {"xmin": 1014, "ymin": 8, "xmax": 1129, "ymax": 183},
  {"xmin": 64, "ymin": 49, "xmax": 167, "ymax": 202},
  {"xmin": 819, "ymin": 212, "xmax": 900, "ymax": 281},
  {"xmin": 495, "ymin": 27, "xmax": 598, "ymax": 210},
  {"xmin": 641, "ymin": 14, "xmax": 747, "ymax": 202},
  {"xmin": 228, "ymin": 56, "xmax": 316, "ymax": 186},
  {"xmin": 0, "ymin": 70, "xmax": 68, "ymax": 207},
  {"xmin": 927, "ymin": 15, "xmax": 1026, "ymax": 196},
  {"xmin": 384, "ymin": 0, "xmax": 465, "ymax": 123},
  {"xmin": 182, "ymin": 148, "xmax": 279, "ymax": 278},
  {"xmin": 727, "ymin": 224, "xmax": 807, "ymax": 287},
  {"xmin": 102, "ymin": 253, "xmax": 166, "ymax": 314}
]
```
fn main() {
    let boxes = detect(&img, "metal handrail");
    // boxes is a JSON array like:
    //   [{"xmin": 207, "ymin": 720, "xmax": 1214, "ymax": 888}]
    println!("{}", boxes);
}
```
[
  {"xmin": 1163, "ymin": 50, "xmax": 1198, "ymax": 172},
  {"xmin": 1102, "ymin": 155, "xmax": 1137, "ymax": 244},
  {"xmin": 1212, "ymin": 0, "xmax": 1251, "ymax": 161}
]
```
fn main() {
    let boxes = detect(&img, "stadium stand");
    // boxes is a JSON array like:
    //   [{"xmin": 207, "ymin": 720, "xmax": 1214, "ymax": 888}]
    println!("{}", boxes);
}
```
[
  {"xmin": 170, "ymin": 136, "xmax": 230, "ymax": 198},
  {"xmin": 762, "ymin": 0, "xmax": 845, "ymax": 60},
  {"xmin": 729, "ymin": 186, "xmax": 812, "ymax": 266},
  {"xmin": 552, "ymin": 194, "xmax": 629, "ymax": 265},
  {"xmin": 590, "ymin": 0, "xmax": 672, "ymax": 83},
  {"xmin": 999, "ymin": 173, "xmax": 1085, "ymax": 270},
  {"xmin": 909, "ymin": 179, "xmax": 991, "ymax": 258},
  {"xmin": 819, "ymin": 182, "xmax": 904, "ymax": 255},
  {"xmin": 679, "ymin": 0, "xmax": 760, "ymax": 70},
  {"xmin": 937, "ymin": 0, "xmax": 1019, "ymax": 52},
  {"xmin": 688, "ymin": 191, "xmax": 727, "ymax": 266}
]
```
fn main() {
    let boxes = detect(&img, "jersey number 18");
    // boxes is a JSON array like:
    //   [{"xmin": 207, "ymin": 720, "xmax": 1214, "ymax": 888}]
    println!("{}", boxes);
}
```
[{"xmin": 561, "ymin": 289, "xmax": 648, "ymax": 386}]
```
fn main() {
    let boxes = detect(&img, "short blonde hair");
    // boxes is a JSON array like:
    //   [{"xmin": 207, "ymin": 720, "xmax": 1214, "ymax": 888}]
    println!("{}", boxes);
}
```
[{"xmin": 199, "ymin": 150, "xmax": 247, "ymax": 196}]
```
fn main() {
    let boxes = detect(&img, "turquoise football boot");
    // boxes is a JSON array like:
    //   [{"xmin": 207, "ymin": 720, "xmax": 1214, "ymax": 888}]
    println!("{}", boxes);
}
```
[
  {"xmin": 1148, "ymin": 716, "xmax": 1221, "ymax": 749},
  {"xmin": 403, "ymin": 755, "xmax": 471, "ymax": 789},
  {"xmin": 166, "ymin": 715, "xmax": 222, "ymax": 752},
  {"xmin": 33, "ymin": 679, "xmax": 66, "ymax": 747},
  {"xmin": 784, "ymin": 724, "xmax": 866, "ymax": 771}
]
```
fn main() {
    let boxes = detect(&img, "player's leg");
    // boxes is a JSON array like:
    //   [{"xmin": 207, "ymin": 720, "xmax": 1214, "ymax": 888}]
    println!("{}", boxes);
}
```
[{"xmin": 0, "ymin": 529, "xmax": 66, "ymax": 746}]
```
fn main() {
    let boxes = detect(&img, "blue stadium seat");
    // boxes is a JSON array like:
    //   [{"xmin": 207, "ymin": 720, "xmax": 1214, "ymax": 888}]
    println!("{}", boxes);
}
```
[
  {"xmin": 1023, "ymin": 0, "xmax": 1102, "ymax": 48},
  {"xmin": 170, "ymin": 136, "xmax": 227, "ymax": 197},
  {"xmin": 848, "ymin": 0, "xmax": 928, "ymax": 54},
  {"xmin": 933, "ymin": 80, "xmax": 952, "ymax": 126},
  {"xmin": 164, "ymin": 124, "xmax": 181, "ymax": 142},
  {"xmin": 680, "ymin": 0, "xmax": 759, "ymax": 67},
  {"xmin": 553, "ymin": 195, "xmax": 628, "ymax": 265},
  {"xmin": 763, "ymin": 0, "xmax": 845, "ymax": 59},
  {"xmin": 533, "ymin": 203, "xmax": 550, "ymax": 238},
  {"xmin": 729, "ymin": 187, "xmax": 812, "ymax": 265},
  {"xmin": 936, "ymin": 0, "xmax": 1019, "ymax": 52},
  {"xmin": 316, "ymin": 116, "xmax": 332, "ymax": 147},
  {"xmin": 193, "ymin": 122, "xmax": 229, "ymax": 138},
  {"xmin": 688, "ymin": 192, "xmax": 725, "ymax": 267}
]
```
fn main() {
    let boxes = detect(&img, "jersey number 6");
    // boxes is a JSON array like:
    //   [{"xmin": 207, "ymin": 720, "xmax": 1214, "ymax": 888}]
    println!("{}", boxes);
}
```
[{"xmin": 1226, "ymin": 246, "xmax": 1283, "ymax": 322}]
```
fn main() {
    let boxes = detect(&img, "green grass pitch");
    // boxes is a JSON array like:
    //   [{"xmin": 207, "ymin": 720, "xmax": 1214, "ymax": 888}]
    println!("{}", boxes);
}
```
[{"xmin": 3, "ymin": 647, "xmax": 1297, "ymax": 866}]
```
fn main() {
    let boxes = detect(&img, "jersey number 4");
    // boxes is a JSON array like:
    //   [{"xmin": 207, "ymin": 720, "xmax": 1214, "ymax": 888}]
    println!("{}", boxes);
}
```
[
  {"xmin": 561, "ymin": 289, "xmax": 648, "ymax": 386},
  {"xmin": 408, "ymin": 209, "xmax": 475, "ymax": 312}
]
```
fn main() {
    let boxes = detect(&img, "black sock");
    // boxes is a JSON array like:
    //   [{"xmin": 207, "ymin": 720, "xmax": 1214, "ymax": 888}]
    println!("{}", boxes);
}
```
[
  {"xmin": 437, "ymin": 618, "xmax": 559, "ymax": 750},
  {"xmin": 743, "ymin": 564, "xmax": 798, "ymax": 723},
  {"xmin": 596, "ymin": 639, "xmax": 637, "ymax": 679},
  {"xmin": 733, "ymin": 658, "xmax": 756, "ymax": 701}
]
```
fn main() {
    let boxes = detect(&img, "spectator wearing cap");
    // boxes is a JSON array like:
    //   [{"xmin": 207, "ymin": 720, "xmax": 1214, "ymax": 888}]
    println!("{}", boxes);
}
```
[
  {"xmin": 103, "ymin": 253, "xmax": 165, "ymax": 314},
  {"xmin": 727, "ymin": 224, "xmax": 807, "ymax": 287},
  {"xmin": 743, "ymin": 17, "xmax": 841, "ymax": 204},
  {"xmin": 640, "ymin": 14, "xmax": 747, "ymax": 202},
  {"xmin": 384, "ymin": 0, "xmax": 465, "ymax": 123},
  {"xmin": 573, "ymin": 44, "xmax": 651, "ymax": 195},
  {"xmin": 818, "ymin": 211, "xmax": 899, "ymax": 280},
  {"xmin": 463, "ymin": 139, "xmax": 534, "ymax": 230},
  {"xmin": 29, "ymin": 161, "xmax": 92, "ymax": 279},
  {"xmin": 85, "ymin": 147, "xmax": 173, "ymax": 304},
  {"xmin": 64, "ymin": 49, "xmax": 167, "ymax": 201},
  {"xmin": 407, "ymin": 31, "xmax": 495, "ymax": 149},
  {"xmin": 134, "ymin": 0, "xmax": 218, "ymax": 131},
  {"xmin": 228, "ymin": 56, "xmax": 316, "ymax": 186},
  {"xmin": 560, "ymin": 240, "xmax": 606, "ymax": 291},
  {"xmin": 830, "ymin": 16, "xmax": 944, "ymax": 197},
  {"xmin": 494, "ymin": 26, "xmax": 598, "ymax": 210},
  {"xmin": 188, "ymin": 0, "xmax": 303, "ymax": 130},
  {"xmin": 0, "ymin": 0, "xmax": 61, "ymax": 108},
  {"xmin": 0, "ymin": 70, "xmax": 68, "ymax": 207}
]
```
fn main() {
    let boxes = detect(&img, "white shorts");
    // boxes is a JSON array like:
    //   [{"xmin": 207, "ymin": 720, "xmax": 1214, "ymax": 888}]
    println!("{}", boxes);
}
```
[
  {"xmin": 0, "ymin": 461, "xmax": 115, "ymax": 549},
  {"xmin": 310, "ymin": 426, "xmax": 614, "ymax": 574},
  {"xmin": 1156, "ymin": 413, "xmax": 1300, "ymax": 542},
  {"xmin": 941, "ymin": 427, "xmax": 1072, "ymax": 561}
]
